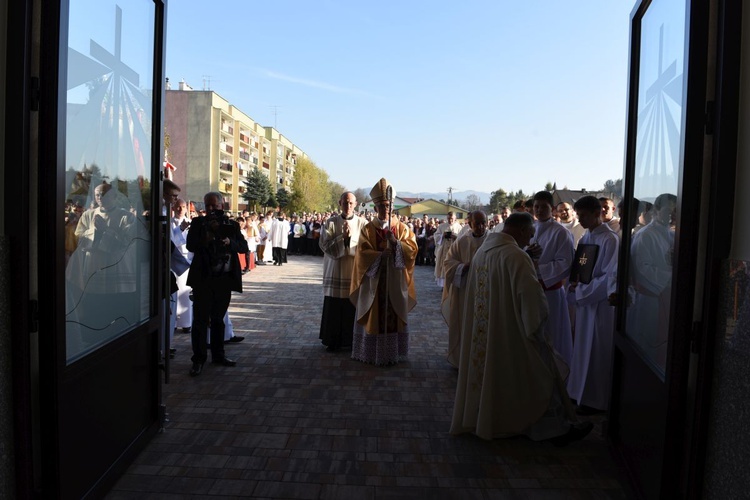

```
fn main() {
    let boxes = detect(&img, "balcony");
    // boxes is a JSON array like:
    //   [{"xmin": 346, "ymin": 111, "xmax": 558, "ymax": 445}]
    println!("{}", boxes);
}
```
[
  {"xmin": 220, "ymin": 162, "xmax": 233, "ymax": 173},
  {"xmin": 252, "ymin": 157, "xmax": 259, "ymax": 165},
  {"xmin": 262, "ymin": 162, "xmax": 270, "ymax": 170},
  {"xmin": 239, "ymin": 151, "xmax": 250, "ymax": 161},
  {"xmin": 239, "ymin": 133, "xmax": 249, "ymax": 144},
  {"xmin": 219, "ymin": 182, "xmax": 232, "ymax": 193},
  {"xmin": 221, "ymin": 144, "xmax": 234, "ymax": 154}
]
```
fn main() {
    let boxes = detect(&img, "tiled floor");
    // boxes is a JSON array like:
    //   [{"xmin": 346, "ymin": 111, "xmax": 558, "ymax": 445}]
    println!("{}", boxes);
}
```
[{"xmin": 107, "ymin": 255, "xmax": 632, "ymax": 499}]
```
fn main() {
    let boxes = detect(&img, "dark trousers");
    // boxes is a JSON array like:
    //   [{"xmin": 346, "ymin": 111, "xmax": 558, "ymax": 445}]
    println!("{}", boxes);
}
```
[{"xmin": 190, "ymin": 274, "xmax": 232, "ymax": 363}]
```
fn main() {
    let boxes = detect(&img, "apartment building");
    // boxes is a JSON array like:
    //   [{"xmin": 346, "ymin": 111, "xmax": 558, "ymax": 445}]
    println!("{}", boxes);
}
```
[{"xmin": 164, "ymin": 83, "xmax": 307, "ymax": 212}]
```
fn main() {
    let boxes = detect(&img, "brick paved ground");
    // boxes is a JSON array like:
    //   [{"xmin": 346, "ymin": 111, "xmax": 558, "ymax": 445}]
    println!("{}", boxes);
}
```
[{"xmin": 107, "ymin": 255, "xmax": 632, "ymax": 499}]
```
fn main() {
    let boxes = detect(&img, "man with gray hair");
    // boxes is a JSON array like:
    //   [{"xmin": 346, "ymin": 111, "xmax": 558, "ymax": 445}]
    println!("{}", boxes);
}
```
[
  {"xmin": 186, "ymin": 192, "xmax": 248, "ymax": 376},
  {"xmin": 319, "ymin": 191, "xmax": 367, "ymax": 351}
]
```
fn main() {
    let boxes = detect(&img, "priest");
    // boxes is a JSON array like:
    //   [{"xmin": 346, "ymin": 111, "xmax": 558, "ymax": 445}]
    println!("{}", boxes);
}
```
[
  {"xmin": 441, "ymin": 210, "xmax": 489, "ymax": 367},
  {"xmin": 319, "ymin": 191, "xmax": 367, "ymax": 352},
  {"xmin": 450, "ymin": 212, "xmax": 591, "ymax": 444}
]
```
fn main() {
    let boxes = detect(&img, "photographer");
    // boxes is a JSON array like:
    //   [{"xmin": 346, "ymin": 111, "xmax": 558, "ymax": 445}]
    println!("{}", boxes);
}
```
[{"xmin": 186, "ymin": 192, "xmax": 249, "ymax": 376}]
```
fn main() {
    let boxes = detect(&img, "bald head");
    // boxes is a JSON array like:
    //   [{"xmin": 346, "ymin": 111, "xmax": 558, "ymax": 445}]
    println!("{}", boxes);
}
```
[
  {"xmin": 471, "ymin": 210, "xmax": 487, "ymax": 237},
  {"xmin": 502, "ymin": 212, "xmax": 535, "ymax": 248}
]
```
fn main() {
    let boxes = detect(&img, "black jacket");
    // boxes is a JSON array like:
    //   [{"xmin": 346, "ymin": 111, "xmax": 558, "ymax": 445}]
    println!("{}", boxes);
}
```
[{"xmin": 186, "ymin": 215, "xmax": 248, "ymax": 292}]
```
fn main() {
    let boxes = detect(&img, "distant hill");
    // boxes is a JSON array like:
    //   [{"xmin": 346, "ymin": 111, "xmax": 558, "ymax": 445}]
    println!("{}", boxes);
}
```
[{"xmin": 400, "ymin": 190, "xmax": 491, "ymax": 205}]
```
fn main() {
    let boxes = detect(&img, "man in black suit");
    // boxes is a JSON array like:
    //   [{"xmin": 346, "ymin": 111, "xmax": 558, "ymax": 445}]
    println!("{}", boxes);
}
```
[{"xmin": 187, "ymin": 192, "xmax": 249, "ymax": 376}]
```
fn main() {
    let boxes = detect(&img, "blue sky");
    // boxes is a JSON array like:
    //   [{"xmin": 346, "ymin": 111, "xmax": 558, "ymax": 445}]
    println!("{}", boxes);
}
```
[{"xmin": 165, "ymin": 1, "xmax": 635, "ymax": 197}]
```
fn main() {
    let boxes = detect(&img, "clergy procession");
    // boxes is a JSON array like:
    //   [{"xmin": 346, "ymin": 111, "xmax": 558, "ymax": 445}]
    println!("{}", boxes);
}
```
[{"xmin": 163, "ymin": 176, "xmax": 632, "ymax": 447}]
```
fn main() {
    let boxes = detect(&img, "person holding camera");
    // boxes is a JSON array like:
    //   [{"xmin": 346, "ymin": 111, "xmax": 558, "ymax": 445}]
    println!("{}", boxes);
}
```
[{"xmin": 186, "ymin": 192, "xmax": 249, "ymax": 376}]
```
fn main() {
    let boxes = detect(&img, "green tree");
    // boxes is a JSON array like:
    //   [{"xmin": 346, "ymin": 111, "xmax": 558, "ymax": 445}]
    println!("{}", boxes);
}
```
[
  {"xmin": 265, "ymin": 192, "xmax": 277, "ymax": 211},
  {"xmin": 276, "ymin": 187, "xmax": 290, "ymax": 208},
  {"xmin": 288, "ymin": 157, "xmax": 328, "ymax": 213},
  {"xmin": 327, "ymin": 181, "xmax": 347, "ymax": 211},
  {"xmin": 544, "ymin": 181, "xmax": 554, "ymax": 191},
  {"xmin": 242, "ymin": 167, "xmax": 271, "ymax": 211}
]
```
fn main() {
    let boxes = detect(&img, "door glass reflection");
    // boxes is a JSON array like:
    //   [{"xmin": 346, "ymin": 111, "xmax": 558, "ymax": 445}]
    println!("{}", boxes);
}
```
[
  {"xmin": 63, "ymin": 0, "xmax": 155, "ymax": 363},
  {"xmin": 625, "ymin": 0, "xmax": 686, "ymax": 375}
]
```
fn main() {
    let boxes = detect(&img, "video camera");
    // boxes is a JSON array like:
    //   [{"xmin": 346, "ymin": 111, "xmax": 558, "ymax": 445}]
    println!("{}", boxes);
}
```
[{"xmin": 205, "ymin": 209, "xmax": 236, "ymax": 238}]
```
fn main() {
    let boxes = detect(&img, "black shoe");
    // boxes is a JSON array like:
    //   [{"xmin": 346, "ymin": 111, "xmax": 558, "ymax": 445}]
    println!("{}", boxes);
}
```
[
  {"xmin": 242, "ymin": 269, "xmax": 248, "ymax": 275},
  {"xmin": 189, "ymin": 362, "xmax": 204, "ymax": 376},
  {"xmin": 211, "ymin": 357, "xmax": 237, "ymax": 367},
  {"xmin": 225, "ymin": 336, "xmax": 244, "ymax": 344},
  {"xmin": 575, "ymin": 405, "xmax": 606, "ymax": 416},
  {"xmin": 548, "ymin": 421, "xmax": 594, "ymax": 447},
  {"xmin": 181, "ymin": 327, "xmax": 192, "ymax": 334}
]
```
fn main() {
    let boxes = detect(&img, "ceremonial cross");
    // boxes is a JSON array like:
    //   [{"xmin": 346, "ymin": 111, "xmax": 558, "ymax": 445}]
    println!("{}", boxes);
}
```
[
  {"xmin": 578, "ymin": 253, "xmax": 588, "ymax": 266},
  {"xmin": 89, "ymin": 5, "xmax": 139, "ymax": 86}
]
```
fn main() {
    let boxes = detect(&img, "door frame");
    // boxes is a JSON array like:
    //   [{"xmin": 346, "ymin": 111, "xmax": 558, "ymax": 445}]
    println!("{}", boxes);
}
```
[
  {"xmin": 4, "ymin": 0, "xmax": 35, "ymax": 495},
  {"xmin": 610, "ymin": 0, "xmax": 710, "ymax": 497},
  {"xmin": 687, "ymin": 0, "xmax": 743, "ymax": 496},
  {"xmin": 36, "ymin": 0, "xmax": 168, "ymax": 497}
]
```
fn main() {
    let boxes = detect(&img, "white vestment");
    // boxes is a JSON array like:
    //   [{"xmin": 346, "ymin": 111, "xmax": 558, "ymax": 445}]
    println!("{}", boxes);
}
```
[
  {"xmin": 319, "ymin": 214, "xmax": 367, "ymax": 298},
  {"xmin": 627, "ymin": 219, "xmax": 673, "ymax": 368},
  {"xmin": 434, "ymin": 221, "xmax": 463, "ymax": 286},
  {"xmin": 259, "ymin": 221, "xmax": 273, "ymax": 261},
  {"xmin": 269, "ymin": 218, "xmax": 290, "ymax": 249},
  {"xmin": 531, "ymin": 219, "xmax": 575, "ymax": 365},
  {"xmin": 441, "ymin": 231, "xmax": 488, "ymax": 367},
  {"xmin": 566, "ymin": 224, "xmax": 619, "ymax": 411},
  {"xmin": 172, "ymin": 216, "xmax": 193, "ymax": 329},
  {"xmin": 450, "ymin": 232, "xmax": 573, "ymax": 440}
]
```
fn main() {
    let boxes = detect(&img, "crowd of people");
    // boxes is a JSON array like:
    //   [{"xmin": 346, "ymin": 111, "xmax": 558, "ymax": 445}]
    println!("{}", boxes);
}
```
[{"xmin": 61, "ymin": 174, "xmax": 673, "ymax": 446}]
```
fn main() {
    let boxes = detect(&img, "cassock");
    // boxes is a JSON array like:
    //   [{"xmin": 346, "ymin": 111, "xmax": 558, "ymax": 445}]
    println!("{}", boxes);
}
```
[
  {"xmin": 566, "ymin": 223, "xmax": 619, "ymax": 411},
  {"xmin": 269, "ymin": 217, "xmax": 290, "ymax": 265},
  {"xmin": 627, "ymin": 219, "xmax": 673, "ymax": 368},
  {"xmin": 350, "ymin": 216, "xmax": 418, "ymax": 365},
  {"xmin": 531, "ymin": 219, "xmax": 575, "ymax": 365},
  {"xmin": 319, "ymin": 213, "xmax": 367, "ymax": 349},
  {"xmin": 441, "ymin": 230, "xmax": 488, "ymax": 367},
  {"xmin": 450, "ymin": 232, "xmax": 575, "ymax": 440},
  {"xmin": 434, "ymin": 220, "xmax": 463, "ymax": 286}
]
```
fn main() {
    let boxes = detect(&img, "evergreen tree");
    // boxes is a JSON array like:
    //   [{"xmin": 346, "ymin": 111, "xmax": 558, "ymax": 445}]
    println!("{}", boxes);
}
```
[
  {"xmin": 266, "ymin": 192, "xmax": 278, "ymax": 210},
  {"xmin": 276, "ymin": 187, "xmax": 290, "ymax": 208},
  {"xmin": 242, "ymin": 167, "xmax": 271, "ymax": 211}
]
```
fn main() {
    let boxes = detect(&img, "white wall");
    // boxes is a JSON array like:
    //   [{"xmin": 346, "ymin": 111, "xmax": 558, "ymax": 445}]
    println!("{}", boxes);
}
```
[{"xmin": 731, "ymin": 3, "xmax": 750, "ymax": 260}]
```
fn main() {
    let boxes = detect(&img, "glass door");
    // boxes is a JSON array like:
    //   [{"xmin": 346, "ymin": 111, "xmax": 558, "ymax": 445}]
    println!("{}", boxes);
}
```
[
  {"xmin": 610, "ymin": 0, "xmax": 709, "ymax": 497},
  {"xmin": 38, "ymin": 0, "xmax": 167, "ymax": 497}
]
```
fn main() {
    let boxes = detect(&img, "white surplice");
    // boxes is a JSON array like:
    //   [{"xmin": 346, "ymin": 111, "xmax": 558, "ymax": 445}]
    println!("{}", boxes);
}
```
[
  {"xmin": 627, "ymin": 219, "xmax": 674, "ymax": 368},
  {"xmin": 269, "ymin": 218, "xmax": 290, "ymax": 249},
  {"xmin": 531, "ymin": 219, "xmax": 575, "ymax": 365},
  {"xmin": 566, "ymin": 223, "xmax": 619, "ymax": 411},
  {"xmin": 434, "ymin": 221, "xmax": 463, "ymax": 286}
]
